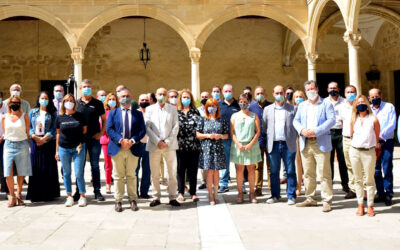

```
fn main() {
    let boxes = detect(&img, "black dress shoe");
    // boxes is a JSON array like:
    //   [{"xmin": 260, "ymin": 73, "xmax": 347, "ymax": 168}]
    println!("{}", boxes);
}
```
[
  {"xmin": 385, "ymin": 196, "xmax": 393, "ymax": 206},
  {"xmin": 198, "ymin": 183, "xmax": 206, "ymax": 189},
  {"xmin": 374, "ymin": 195, "xmax": 385, "ymax": 203},
  {"xmin": 342, "ymin": 184, "xmax": 350, "ymax": 193},
  {"xmin": 139, "ymin": 194, "xmax": 151, "ymax": 199},
  {"xmin": 94, "ymin": 191, "xmax": 105, "ymax": 201},
  {"xmin": 130, "ymin": 200, "xmax": 139, "ymax": 211},
  {"xmin": 344, "ymin": 191, "xmax": 356, "ymax": 199},
  {"xmin": 73, "ymin": 191, "xmax": 80, "ymax": 202},
  {"xmin": 150, "ymin": 199, "xmax": 161, "ymax": 207},
  {"xmin": 115, "ymin": 202, "xmax": 123, "ymax": 212},
  {"xmin": 169, "ymin": 199, "xmax": 181, "ymax": 207}
]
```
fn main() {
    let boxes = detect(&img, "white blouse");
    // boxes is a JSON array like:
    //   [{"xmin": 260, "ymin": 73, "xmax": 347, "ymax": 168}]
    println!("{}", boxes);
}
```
[{"xmin": 351, "ymin": 115, "xmax": 377, "ymax": 149}]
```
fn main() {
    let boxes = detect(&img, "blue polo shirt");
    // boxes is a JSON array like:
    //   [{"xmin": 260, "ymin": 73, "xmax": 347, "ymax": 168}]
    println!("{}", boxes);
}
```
[
  {"xmin": 249, "ymin": 100, "xmax": 272, "ymax": 147},
  {"xmin": 219, "ymin": 99, "xmax": 240, "ymax": 138}
]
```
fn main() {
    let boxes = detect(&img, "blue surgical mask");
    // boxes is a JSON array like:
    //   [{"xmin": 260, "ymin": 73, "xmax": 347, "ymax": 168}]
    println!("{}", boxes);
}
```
[
  {"xmin": 55, "ymin": 92, "xmax": 63, "ymax": 99},
  {"xmin": 274, "ymin": 94, "xmax": 284, "ymax": 103},
  {"xmin": 82, "ymin": 87, "xmax": 92, "ymax": 97},
  {"xmin": 39, "ymin": 99, "xmax": 49, "ymax": 107},
  {"xmin": 212, "ymin": 92, "xmax": 220, "ymax": 100},
  {"xmin": 108, "ymin": 100, "xmax": 116, "ymax": 108},
  {"xmin": 346, "ymin": 93, "xmax": 356, "ymax": 102},
  {"xmin": 295, "ymin": 97, "xmax": 304, "ymax": 105},
  {"xmin": 157, "ymin": 95, "xmax": 165, "ymax": 104},
  {"xmin": 182, "ymin": 98, "xmax": 191, "ymax": 107},
  {"xmin": 256, "ymin": 94, "xmax": 265, "ymax": 103},
  {"xmin": 99, "ymin": 96, "xmax": 106, "ymax": 103},
  {"xmin": 0, "ymin": 98, "xmax": 2, "ymax": 105},
  {"xmin": 117, "ymin": 92, "xmax": 120, "ymax": 98},
  {"xmin": 207, "ymin": 106, "xmax": 217, "ymax": 114},
  {"xmin": 224, "ymin": 92, "xmax": 233, "ymax": 101}
]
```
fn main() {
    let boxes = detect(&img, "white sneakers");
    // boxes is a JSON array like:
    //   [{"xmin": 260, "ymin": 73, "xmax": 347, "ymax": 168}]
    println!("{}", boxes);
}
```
[
  {"xmin": 65, "ymin": 196, "xmax": 87, "ymax": 207},
  {"xmin": 287, "ymin": 198, "xmax": 296, "ymax": 205},
  {"xmin": 65, "ymin": 196, "xmax": 74, "ymax": 207},
  {"xmin": 78, "ymin": 197, "xmax": 87, "ymax": 207},
  {"xmin": 266, "ymin": 197, "xmax": 278, "ymax": 204}
]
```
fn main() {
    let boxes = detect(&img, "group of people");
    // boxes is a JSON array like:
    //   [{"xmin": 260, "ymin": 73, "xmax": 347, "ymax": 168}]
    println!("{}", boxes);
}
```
[{"xmin": 0, "ymin": 79, "xmax": 396, "ymax": 217}]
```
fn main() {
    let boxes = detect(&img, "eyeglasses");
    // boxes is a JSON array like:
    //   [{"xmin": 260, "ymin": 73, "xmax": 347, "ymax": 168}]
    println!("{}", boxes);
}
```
[{"xmin": 10, "ymin": 102, "xmax": 21, "ymax": 105}]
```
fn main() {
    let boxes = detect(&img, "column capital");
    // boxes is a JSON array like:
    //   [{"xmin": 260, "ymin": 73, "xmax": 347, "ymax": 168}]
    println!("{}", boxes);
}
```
[
  {"xmin": 343, "ymin": 31, "xmax": 362, "ymax": 46},
  {"xmin": 190, "ymin": 47, "xmax": 201, "ymax": 63},
  {"xmin": 71, "ymin": 47, "xmax": 84, "ymax": 64},
  {"xmin": 305, "ymin": 52, "xmax": 318, "ymax": 64}
]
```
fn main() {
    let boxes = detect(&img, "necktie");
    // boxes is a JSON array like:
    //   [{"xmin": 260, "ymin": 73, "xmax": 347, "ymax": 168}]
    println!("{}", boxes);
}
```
[{"xmin": 124, "ymin": 109, "xmax": 130, "ymax": 139}]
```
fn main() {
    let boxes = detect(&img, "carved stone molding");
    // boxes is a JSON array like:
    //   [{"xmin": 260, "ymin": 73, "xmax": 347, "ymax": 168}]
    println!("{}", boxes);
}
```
[
  {"xmin": 190, "ymin": 47, "xmax": 201, "ymax": 63},
  {"xmin": 305, "ymin": 52, "xmax": 318, "ymax": 64},
  {"xmin": 343, "ymin": 31, "xmax": 362, "ymax": 47},
  {"xmin": 71, "ymin": 47, "xmax": 84, "ymax": 64}
]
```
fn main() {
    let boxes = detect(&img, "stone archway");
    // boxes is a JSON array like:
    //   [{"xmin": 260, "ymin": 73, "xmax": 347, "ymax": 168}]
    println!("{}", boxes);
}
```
[
  {"xmin": 0, "ymin": 5, "xmax": 76, "ymax": 51},
  {"xmin": 77, "ymin": 5, "xmax": 194, "ymax": 52}
]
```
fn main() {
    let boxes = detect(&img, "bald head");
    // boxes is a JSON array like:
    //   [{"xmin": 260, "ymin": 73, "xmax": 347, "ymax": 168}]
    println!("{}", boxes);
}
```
[{"xmin": 273, "ymin": 85, "xmax": 285, "ymax": 93}]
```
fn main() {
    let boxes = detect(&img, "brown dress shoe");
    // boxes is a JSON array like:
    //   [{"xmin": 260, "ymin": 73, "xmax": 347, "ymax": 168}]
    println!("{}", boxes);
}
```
[
  {"xmin": 356, "ymin": 204, "xmax": 364, "ymax": 216},
  {"xmin": 130, "ymin": 200, "xmax": 139, "ymax": 211},
  {"xmin": 254, "ymin": 189, "xmax": 262, "ymax": 197},
  {"xmin": 367, "ymin": 206, "xmax": 375, "ymax": 217},
  {"xmin": 344, "ymin": 191, "xmax": 356, "ymax": 199},
  {"xmin": 115, "ymin": 202, "xmax": 123, "ymax": 212}
]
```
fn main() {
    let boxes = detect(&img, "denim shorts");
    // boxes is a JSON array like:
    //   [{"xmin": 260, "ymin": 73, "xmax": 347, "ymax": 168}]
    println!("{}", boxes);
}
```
[{"xmin": 3, "ymin": 140, "xmax": 32, "ymax": 177}]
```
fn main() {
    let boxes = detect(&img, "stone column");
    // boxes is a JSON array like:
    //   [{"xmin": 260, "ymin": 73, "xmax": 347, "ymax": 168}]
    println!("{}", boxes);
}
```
[
  {"xmin": 190, "ymin": 47, "xmax": 201, "ymax": 100},
  {"xmin": 71, "ymin": 47, "xmax": 84, "ymax": 98},
  {"xmin": 306, "ymin": 52, "xmax": 318, "ymax": 81},
  {"xmin": 344, "ymin": 31, "xmax": 362, "ymax": 94}
]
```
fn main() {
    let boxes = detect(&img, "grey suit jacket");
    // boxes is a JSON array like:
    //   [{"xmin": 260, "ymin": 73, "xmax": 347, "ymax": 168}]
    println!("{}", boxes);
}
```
[
  {"xmin": 262, "ymin": 102, "xmax": 297, "ymax": 154},
  {"xmin": 145, "ymin": 103, "xmax": 179, "ymax": 152}
]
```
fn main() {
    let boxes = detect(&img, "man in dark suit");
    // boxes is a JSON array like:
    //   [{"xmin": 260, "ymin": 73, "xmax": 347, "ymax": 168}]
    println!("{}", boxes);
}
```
[
  {"xmin": 263, "ymin": 85, "xmax": 298, "ymax": 205},
  {"xmin": 106, "ymin": 88, "xmax": 146, "ymax": 212}
]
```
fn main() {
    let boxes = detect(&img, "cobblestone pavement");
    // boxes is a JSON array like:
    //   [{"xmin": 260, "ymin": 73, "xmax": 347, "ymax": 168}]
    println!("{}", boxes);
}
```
[{"xmin": 0, "ymin": 149, "xmax": 399, "ymax": 250}]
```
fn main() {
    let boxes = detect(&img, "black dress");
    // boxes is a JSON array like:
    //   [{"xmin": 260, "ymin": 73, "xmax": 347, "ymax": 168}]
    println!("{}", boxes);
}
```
[{"xmin": 27, "ymin": 139, "xmax": 60, "ymax": 202}]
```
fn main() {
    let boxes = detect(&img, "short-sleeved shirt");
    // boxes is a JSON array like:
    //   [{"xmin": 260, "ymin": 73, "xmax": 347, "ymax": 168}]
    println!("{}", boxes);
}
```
[
  {"xmin": 77, "ymin": 97, "xmax": 105, "ymax": 139},
  {"xmin": 56, "ymin": 112, "xmax": 87, "ymax": 148}
]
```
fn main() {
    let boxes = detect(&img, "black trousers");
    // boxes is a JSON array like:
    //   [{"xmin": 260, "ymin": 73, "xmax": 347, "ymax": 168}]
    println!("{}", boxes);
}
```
[
  {"xmin": 177, "ymin": 150, "xmax": 200, "ymax": 195},
  {"xmin": 330, "ymin": 129, "xmax": 349, "ymax": 186}
]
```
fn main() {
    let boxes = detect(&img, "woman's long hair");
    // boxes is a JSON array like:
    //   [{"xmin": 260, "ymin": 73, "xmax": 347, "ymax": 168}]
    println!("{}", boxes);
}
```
[
  {"xmin": 351, "ymin": 95, "xmax": 373, "ymax": 126},
  {"xmin": 34, "ymin": 91, "xmax": 56, "ymax": 115}
]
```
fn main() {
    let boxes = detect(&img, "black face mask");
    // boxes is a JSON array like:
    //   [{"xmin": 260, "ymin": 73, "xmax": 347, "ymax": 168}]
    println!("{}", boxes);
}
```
[
  {"xmin": 286, "ymin": 92, "xmax": 293, "ymax": 101},
  {"xmin": 10, "ymin": 104, "xmax": 20, "ymax": 111},
  {"xmin": 139, "ymin": 102, "xmax": 150, "ymax": 109},
  {"xmin": 247, "ymin": 93, "xmax": 252, "ymax": 101},
  {"xmin": 356, "ymin": 104, "xmax": 368, "ymax": 112},
  {"xmin": 371, "ymin": 98, "xmax": 381, "ymax": 106},
  {"xmin": 328, "ymin": 90, "xmax": 338, "ymax": 96},
  {"xmin": 201, "ymin": 98, "xmax": 208, "ymax": 106}
]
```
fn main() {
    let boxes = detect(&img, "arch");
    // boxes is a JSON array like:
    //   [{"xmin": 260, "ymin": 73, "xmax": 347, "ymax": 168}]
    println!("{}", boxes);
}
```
[
  {"xmin": 195, "ymin": 4, "xmax": 307, "ymax": 50},
  {"xmin": 0, "ymin": 5, "xmax": 76, "ymax": 51},
  {"xmin": 77, "ymin": 5, "xmax": 194, "ymax": 52}
]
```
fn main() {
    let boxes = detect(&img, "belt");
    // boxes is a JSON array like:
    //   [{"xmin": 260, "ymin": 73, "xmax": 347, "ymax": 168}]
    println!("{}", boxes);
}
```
[
  {"xmin": 331, "ymin": 129, "xmax": 342, "ymax": 131},
  {"xmin": 307, "ymin": 137, "xmax": 317, "ymax": 141},
  {"xmin": 351, "ymin": 146, "xmax": 374, "ymax": 151},
  {"xmin": 274, "ymin": 140, "xmax": 286, "ymax": 143},
  {"xmin": 343, "ymin": 136, "xmax": 351, "ymax": 139},
  {"xmin": 379, "ymin": 139, "xmax": 393, "ymax": 143}
]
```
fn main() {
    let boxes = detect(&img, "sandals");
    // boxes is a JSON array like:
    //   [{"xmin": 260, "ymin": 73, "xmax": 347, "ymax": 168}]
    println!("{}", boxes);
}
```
[
  {"xmin": 8, "ymin": 195, "xmax": 17, "ymax": 208},
  {"xmin": 177, "ymin": 193, "xmax": 185, "ymax": 202},
  {"xmin": 191, "ymin": 195, "xmax": 199, "ymax": 202},
  {"xmin": 106, "ymin": 185, "xmax": 112, "ymax": 194},
  {"xmin": 236, "ymin": 193, "xmax": 244, "ymax": 204},
  {"xmin": 16, "ymin": 194, "xmax": 25, "ymax": 206},
  {"xmin": 249, "ymin": 194, "xmax": 258, "ymax": 204}
]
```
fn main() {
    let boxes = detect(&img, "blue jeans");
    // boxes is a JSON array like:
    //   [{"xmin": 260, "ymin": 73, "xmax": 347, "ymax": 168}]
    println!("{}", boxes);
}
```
[
  {"xmin": 136, "ymin": 143, "xmax": 151, "ymax": 195},
  {"xmin": 268, "ymin": 141, "xmax": 297, "ymax": 199},
  {"xmin": 59, "ymin": 144, "xmax": 86, "ymax": 194},
  {"xmin": 85, "ymin": 138, "xmax": 101, "ymax": 192},
  {"xmin": 375, "ymin": 139, "xmax": 394, "ymax": 198},
  {"xmin": 219, "ymin": 139, "xmax": 232, "ymax": 188}
]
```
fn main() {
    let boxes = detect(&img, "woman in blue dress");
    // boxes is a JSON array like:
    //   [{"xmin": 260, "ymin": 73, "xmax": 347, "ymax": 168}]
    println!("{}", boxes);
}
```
[{"xmin": 196, "ymin": 98, "xmax": 229, "ymax": 205}]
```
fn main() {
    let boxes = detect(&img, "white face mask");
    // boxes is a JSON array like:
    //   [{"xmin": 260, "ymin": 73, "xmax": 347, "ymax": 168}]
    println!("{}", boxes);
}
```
[
  {"xmin": 11, "ymin": 90, "xmax": 21, "ymax": 97},
  {"xmin": 169, "ymin": 97, "xmax": 178, "ymax": 105},
  {"xmin": 64, "ymin": 101, "xmax": 75, "ymax": 110},
  {"xmin": 306, "ymin": 90, "xmax": 318, "ymax": 101}
]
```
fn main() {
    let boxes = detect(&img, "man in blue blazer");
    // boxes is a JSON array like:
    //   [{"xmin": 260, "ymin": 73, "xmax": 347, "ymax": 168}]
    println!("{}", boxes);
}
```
[
  {"xmin": 293, "ymin": 80, "xmax": 335, "ymax": 212},
  {"xmin": 106, "ymin": 88, "xmax": 146, "ymax": 212}
]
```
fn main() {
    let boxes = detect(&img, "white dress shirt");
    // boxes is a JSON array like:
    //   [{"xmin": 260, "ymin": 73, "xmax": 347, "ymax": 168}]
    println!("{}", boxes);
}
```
[
  {"xmin": 306, "ymin": 100, "xmax": 319, "ymax": 131},
  {"xmin": 324, "ymin": 96, "xmax": 345, "ymax": 129},
  {"xmin": 371, "ymin": 101, "xmax": 396, "ymax": 141},
  {"xmin": 273, "ymin": 105, "xmax": 286, "ymax": 141},
  {"xmin": 338, "ymin": 101, "xmax": 353, "ymax": 137},
  {"xmin": 121, "ymin": 106, "xmax": 134, "ymax": 143},
  {"xmin": 53, "ymin": 99, "xmax": 62, "ymax": 115},
  {"xmin": 155, "ymin": 104, "xmax": 168, "ymax": 140}
]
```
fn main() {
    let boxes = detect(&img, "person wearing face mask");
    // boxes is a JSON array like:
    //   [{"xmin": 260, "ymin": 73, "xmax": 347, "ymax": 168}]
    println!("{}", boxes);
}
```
[
  {"xmin": 337, "ymin": 85, "xmax": 358, "ymax": 199},
  {"xmin": 230, "ymin": 93, "xmax": 261, "ymax": 203},
  {"xmin": 293, "ymin": 80, "xmax": 335, "ymax": 212},
  {"xmin": 116, "ymin": 85, "xmax": 139, "ymax": 109},
  {"xmin": 211, "ymin": 86, "xmax": 221, "ymax": 101},
  {"xmin": 263, "ymin": 85, "xmax": 298, "ymax": 205},
  {"xmin": 197, "ymin": 91, "xmax": 210, "ymax": 189},
  {"xmin": 0, "ymin": 91, "xmax": 9, "ymax": 194},
  {"xmin": 1, "ymin": 95, "xmax": 31, "ymax": 207},
  {"xmin": 293, "ymin": 90, "xmax": 306, "ymax": 196},
  {"xmin": 175, "ymin": 89, "xmax": 201, "ymax": 203},
  {"xmin": 3, "ymin": 84, "xmax": 31, "ymax": 114},
  {"xmin": 249, "ymin": 86, "xmax": 272, "ymax": 196},
  {"xmin": 243, "ymin": 86, "xmax": 254, "ymax": 104},
  {"xmin": 136, "ymin": 94, "xmax": 151, "ymax": 199},
  {"xmin": 100, "ymin": 93, "xmax": 120, "ymax": 194},
  {"xmin": 323, "ymin": 82, "xmax": 350, "ymax": 195},
  {"xmin": 285, "ymin": 87, "xmax": 295, "ymax": 106},
  {"xmin": 349, "ymin": 95, "xmax": 380, "ymax": 217},
  {"xmin": 97, "ymin": 90, "xmax": 107, "ymax": 103},
  {"xmin": 196, "ymin": 98, "xmax": 229, "ymax": 205},
  {"xmin": 369, "ymin": 88, "xmax": 396, "ymax": 206},
  {"xmin": 76, "ymin": 79, "xmax": 106, "ymax": 202},
  {"xmin": 53, "ymin": 85, "xmax": 65, "ymax": 115},
  {"xmin": 145, "ymin": 87, "xmax": 180, "ymax": 207},
  {"xmin": 56, "ymin": 94, "xmax": 87, "ymax": 207},
  {"xmin": 167, "ymin": 89, "xmax": 179, "ymax": 106},
  {"xmin": 27, "ymin": 91, "xmax": 60, "ymax": 202},
  {"xmin": 106, "ymin": 88, "xmax": 146, "ymax": 212},
  {"xmin": 218, "ymin": 84, "xmax": 240, "ymax": 193}
]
